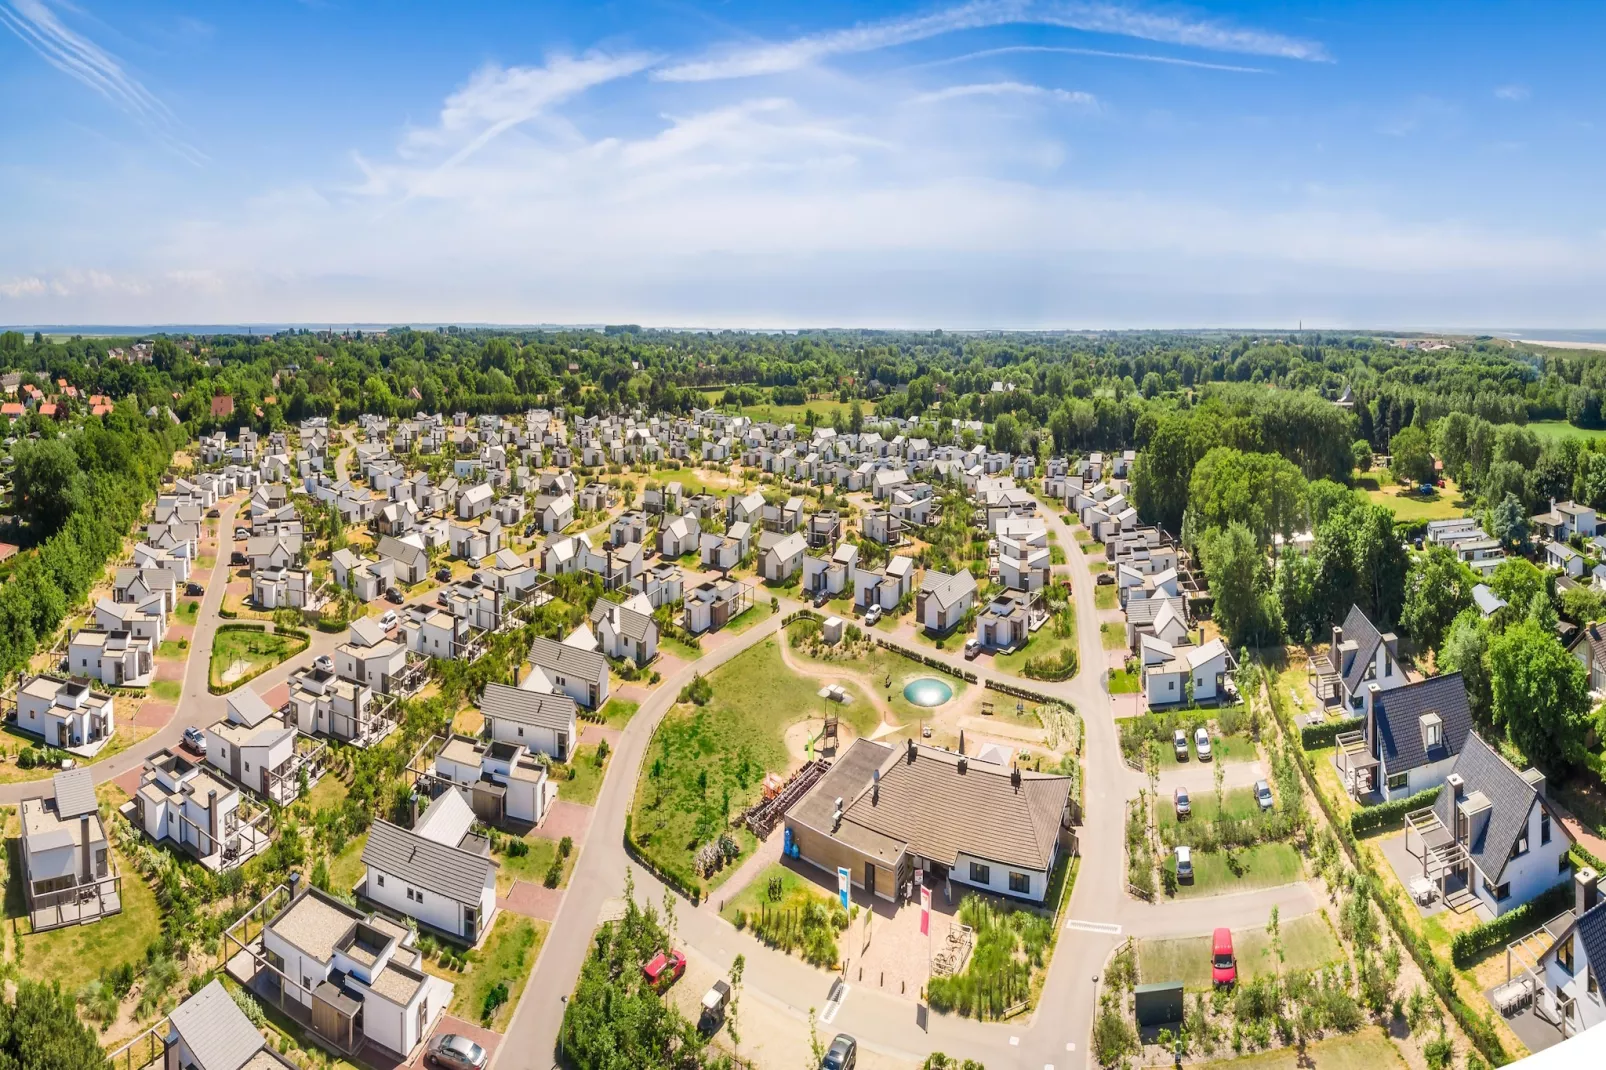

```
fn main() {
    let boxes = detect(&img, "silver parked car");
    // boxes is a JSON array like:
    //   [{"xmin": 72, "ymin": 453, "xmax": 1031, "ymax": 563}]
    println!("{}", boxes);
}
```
[{"xmin": 425, "ymin": 1034, "xmax": 487, "ymax": 1070}]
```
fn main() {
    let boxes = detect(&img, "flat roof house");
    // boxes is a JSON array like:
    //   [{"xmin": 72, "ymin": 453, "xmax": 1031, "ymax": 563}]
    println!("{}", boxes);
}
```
[
  {"xmin": 136, "ymin": 749, "xmax": 271, "ymax": 871},
  {"xmin": 206, "ymin": 688, "xmax": 323, "ymax": 805},
  {"xmin": 16, "ymin": 674, "xmax": 117, "ymax": 757},
  {"xmin": 785, "ymin": 739, "xmax": 1072, "ymax": 904},
  {"xmin": 20, "ymin": 769, "xmax": 121, "ymax": 931}
]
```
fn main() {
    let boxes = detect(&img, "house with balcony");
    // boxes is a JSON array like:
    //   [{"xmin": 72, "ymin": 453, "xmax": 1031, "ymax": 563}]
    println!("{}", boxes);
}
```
[
  {"xmin": 206, "ymin": 689, "xmax": 322, "ymax": 805},
  {"xmin": 802, "ymin": 542, "xmax": 859, "ymax": 599},
  {"xmin": 685, "ymin": 578, "xmax": 753, "ymax": 635},
  {"xmin": 336, "ymin": 617, "xmax": 417, "ymax": 696},
  {"xmin": 1403, "ymin": 731, "xmax": 1573, "ymax": 918},
  {"xmin": 20, "ymin": 770, "xmax": 120, "ymax": 931},
  {"xmin": 285, "ymin": 666, "xmax": 394, "ymax": 747},
  {"xmin": 68, "ymin": 628, "xmax": 155, "ymax": 688},
  {"xmin": 253, "ymin": 566, "xmax": 318, "ymax": 611},
  {"xmin": 974, "ymin": 590, "xmax": 1038, "ymax": 651},
  {"xmin": 1309, "ymin": 604, "xmax": 1406, "ymax": 713},
  {"xmin": 1532, "ymin": 500, "xmax": 1597, "ymax": 542},
  {"xmin": 135, "ymin": 749, "xmax": 270, "ymax": 870},
  {"xmin": 330, "ymin": 549, "xmax": 395, "ymax": 603},
  {"xmin": 853, "ymin": 556, "xmax": 916, "ymax": 612},
  {"xmin": 862, "ymin": 508, "xmax": 904, "ymax": 547},
  {"xmin": 1529, "ymin": 869, "xmax": 1606, "ymax": 1041},
  {"xmin": 1140, "ymin": 635, "xmax": 1232, "ymax": 708},
  {"xmin": 94, "ymin": 595, "xmax": 166, "ymax": 647},
  {"xmin": 996, "ymin": 536, "xmax": 1051, "ymax": 593},
  {"xmin": 16, "ymin": 674, "xmax": 116, "ymax": 756},
  {"xmin": 423, "ymin": 734, "xmax": 556, "ymax": 827}
]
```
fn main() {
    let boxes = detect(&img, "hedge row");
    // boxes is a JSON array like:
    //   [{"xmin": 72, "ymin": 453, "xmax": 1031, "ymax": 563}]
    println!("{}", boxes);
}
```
[
  {"xmin": 1451, "ymin": 880, "xmax": 1575, "ymax": 967},
  {"xmin": 1349, "ymin": 786, "xmax": 1443, "ymax": 836},
  {"xmin": 1255, "ymin": 667, "xmax": 1511, "ymax": 1065},
  {"xmin": 1300, "ymin": 715, "xmax": 1364, "ymax": 751},
  {"xmin": 621, "ymin": 812, "xmax": 703, "ymax": 905}
]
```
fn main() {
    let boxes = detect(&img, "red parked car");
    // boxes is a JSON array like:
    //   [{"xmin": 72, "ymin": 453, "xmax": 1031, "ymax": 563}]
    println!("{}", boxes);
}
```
[
  {"xmin": 1211, "ymin": 928, "xmax": 1237, "ymax": 986},
  {"xmin": 644, "ymin": 949, "xmax": 686, "ymax": 987}
]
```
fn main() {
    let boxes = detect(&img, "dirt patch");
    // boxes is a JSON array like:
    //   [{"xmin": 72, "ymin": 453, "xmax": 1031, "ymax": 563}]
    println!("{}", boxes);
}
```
[{"xmin": 784, "ymin": 715, "xmax": 861, "ymax": 764}]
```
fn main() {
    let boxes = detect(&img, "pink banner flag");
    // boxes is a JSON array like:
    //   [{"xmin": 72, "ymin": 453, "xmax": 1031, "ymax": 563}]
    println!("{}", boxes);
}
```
[{"xmin": 920, "ymin": 884, "xmax": 932, "ymax": 935}]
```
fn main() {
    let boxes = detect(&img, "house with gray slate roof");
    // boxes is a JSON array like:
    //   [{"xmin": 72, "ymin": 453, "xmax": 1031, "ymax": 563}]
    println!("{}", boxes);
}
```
[
  {"xmin": 361, "ymin": 790, "xmax": 497, "ymax": 944},
  {"xmin": 1534, "ymin": 868, "xmax": 1606, "ymax": 1038},
  {"xmin": 166, "ymin": 978, "xmax": 296, "ymax": 1070},
  {"xmin": 1403, "ymin": 731, "xmax": 1573, "ymax": 918}
]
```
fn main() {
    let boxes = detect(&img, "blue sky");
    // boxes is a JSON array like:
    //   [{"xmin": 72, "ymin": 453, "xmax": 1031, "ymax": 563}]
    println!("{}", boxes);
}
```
[{"xmin": 1, "ymin": 0, "xmax": 1602, "ymax": 329}]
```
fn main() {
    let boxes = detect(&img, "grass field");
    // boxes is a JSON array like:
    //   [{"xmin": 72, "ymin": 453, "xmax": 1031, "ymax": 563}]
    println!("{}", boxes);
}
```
[
  {"xmin": 150, "ymin": 679, "xmax": 182, "ymax": 702},
  {"xmin": 699, "ymin": 390, "xmax": 855, "ymax": 426},
  {"xmin": 11, "ymin": 847, "xmax": 163, "ymax": 991},
  {"xmin": 726, "ymin": 600, "xmax": 776, "ymax": 635},
  {"xmin": 789, "ymin": 630, "xmax": 983, "ymax": 726},
  {"xmin": 209, "ymin": 627, "xmax": 304, "ymax": 690},
  {"xmin": 632, "ymin": 638, "xmax": 879, "ymax": 888},
  {"xmin": 1102, "ymin": 621, "xmax": 1127, "ymax": 649},
  {"xmin": 1162, "ymin": 842, "xmax": 1304, "ymax": 898},
  {"xmin": 441, "ymin": 914, "xmax": 548, "ymax": 1030},
  {"xmin": 1136, "ymin": 912, "xmax": 1342, "ymax": 990},
  {"xmin": 494, "ymin": 835, "xmax": 571, "ymax": 893},
  {"xmin": 1095, "ymin": 585, "xmax": 1117, "ymax": 611},
  {"xmin": 1108, "ymin": 668, "xmax": 1140, "ymax": 694},
  {"xmin": 1157, "ymin": 786, "xmax": 1266, "ymax": 843},
  {"xmin": 1197, "ymin": 1027, "xmax": 1404, "ymax": 1070},
  {"xmin": 599, "ymin": 698, "xmax": 640, "ymax": 727},
  {"xmin": 719, "ymin": 862, "xmax": 836, "ymax": 925},
  {"xmin": 551, "ymin": 742, "xmax": 610, "ymax": 807},
  {"xmin": 326, "ymin": 832, "xmax": 368, "ymax": 895},
  {"xmin": 1528, "ymin": 419, "xmax": 1606, "ymax": 444},
  {"xmin": 176, "ymin": 600, "xmax": 200, "ymax": 626},
  {"xmin": 1358, "ymin": 473, "xmax": 1468, "ymax": 522},
  {"xmin": 991, "ymin": 619, "xmax": 1077, "ymax": 679},
  {"xmin": 1164, "ymin": 728, "xmax": 1257, "ymax": 767}
]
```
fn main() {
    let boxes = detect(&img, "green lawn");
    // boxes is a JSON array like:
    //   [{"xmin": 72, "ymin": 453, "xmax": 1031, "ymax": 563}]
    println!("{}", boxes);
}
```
[
  {"xmin": 1157, "ymin": 787, "xmax": 1266, "ymax": 843},
  {"xmin": 175, "ymin": 600, "xmax": 200, "ymax": 626},
  {"xmin": 494, "ymin": 835, "xmax": 571, "ymax": 893},
  {"xmin": 720, "ymin": 862, "xmax": 836, "ymax": 926},
  {"xmin": 302, "ymin": 773, "xmax": 351, "ymax": 814},
  {"xmin": 157, "ymin": 639, "xmax": 189, "ymax": 660},
  {"xmin": 991, "ymin": 620, "xmax": 1077, "ymax": 680},
  {"xmin": 789, "ymin": 631, "xmax": 978, "ymax": 727},
  {"xmin": 1528, "ymin": 419, "xmax": 1606, "ymax": 444},
  {"xmin": 13, "ymin": 850, "xmax": 163, "ymax": 991},
  {"xmin": 150, "ymin": 679, "xmax": 182, "ymax": 702},
  {"xmin": 552, "ymin": 742, "xmax": 611, "ymax": 807},
  {"xmin": 699, "ymin": 391, "xmax": 856, "ymax": 426},
  {"xmin": 1095, "ymin": 585, "xmax": 1117, "ymax": 611},
  {"xmin": 209, "ymin": 627, "xmax": 305, "ymax": 690},
  {"xmin": 444, "ymin": 914, "xmax": 548, "ymax": 1030},
  {"xmin": 660, "ymin": 635, "xmax": 703, "ymax": 662},
  {"xmin": 1108, "ymin": 668, "xmax": 1140, "ymax": 694},
  {"xmin": 1358, "ymin": 472, "xmax": 1469, "ymax": 522},
  {"xmin": 1162, "ymin": 842, "xmax": 1304, "ymax": 898},
  {"xmin": 599, "ymin": 698, "xmax": 640, "ymax": 728},
  {"xmin": 1165, "ymin": 729, "xmax": 1257, "ymax": 767},
  {"xmin": 725, "ymin": 600, "xmax": 776, "ymax": 635},
  {"xmin": 1101, "ymin": 621, "xmax": 1127, "ymax": 650},
  {"xmin": 1136, "ymin": 913, "xmax": 1343, "ymax": 991},
  {"xmin": 632, "ymin": 638, "xmax": 879, "ymax": 890},
  {"xmin": 326, "ymin": 831, "xmax": 368, "ymax": 896},
  {"xmin": 1197, "ymin": 1028, "xmax": 1404, "ymax": 1070}
]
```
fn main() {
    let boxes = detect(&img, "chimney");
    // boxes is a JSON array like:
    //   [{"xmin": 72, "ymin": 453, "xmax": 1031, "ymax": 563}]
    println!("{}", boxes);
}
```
[
  {"xmin": 289, "ymin": 870, "xmax": 302, "ymax": 899},
  {"xmin": 957, "ymin": 756, "xmax": 968, "ymax": 775},
  {"xmin": 1366, "ymin": 683, "xmax": 1381, "ymax": 757},
  {"xmin": 80, "ymin": 815, "xmax": 92, "ymax": 882},
  {"xmin": 906, "ymin": 738, "xmax": 917, "ymax": 763},
  {"xmin": 1447, "ymin": 773, "xmax": 1465, "ymax": 802},
  {"xmin": 1011, "ymin": 766, "xmax": 1022, "ymax": 792},
  {"xmin": 959, "ymin": 729, "xmax": 966, "ymax": 755},
  {"xmin": 872, "ymin": 768, "xmax": 880, "ymax": 804},
  {"xmin": 208, "ymin": 790, "xmax": 219, "ymax": 850},
  {"xmin": 1521, "ymin": 768, "xmax": 1547, "ymax": 797},
  {"xmin": 1576, "ymin": 867, "xmax": 1599, "ymax": 917}
]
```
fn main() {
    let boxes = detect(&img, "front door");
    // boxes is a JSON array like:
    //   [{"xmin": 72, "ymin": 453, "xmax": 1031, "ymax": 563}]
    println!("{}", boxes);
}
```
[{"xmin": 864, "ymin": 862, "xmax": 876, "ymax": 899}]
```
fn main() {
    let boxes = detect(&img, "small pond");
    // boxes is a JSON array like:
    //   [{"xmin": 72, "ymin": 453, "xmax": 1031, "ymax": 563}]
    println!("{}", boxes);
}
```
[{"xmin": 902, "ymin": 676, "xmax": 954, "ymax": 707}]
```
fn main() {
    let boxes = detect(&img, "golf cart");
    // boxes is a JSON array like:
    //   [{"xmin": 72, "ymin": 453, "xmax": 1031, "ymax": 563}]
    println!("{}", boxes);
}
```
[{"xmin": 698, "ymin": 979, "xmax": 732, "ymax": 1034}]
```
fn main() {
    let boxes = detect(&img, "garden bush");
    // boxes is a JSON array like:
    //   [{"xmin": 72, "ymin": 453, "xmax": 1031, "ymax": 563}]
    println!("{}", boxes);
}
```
[
  {"xmin": 1450, "ymin": 880, "xmax": 1573, "ymax": 966},
  {"xmin": 1348, "ymin": 786, "xmax": 1442, "ymax": 836},
  {"xmin": 1301, "ymin": 715, "xmax": 1365, "ymax": 751}
]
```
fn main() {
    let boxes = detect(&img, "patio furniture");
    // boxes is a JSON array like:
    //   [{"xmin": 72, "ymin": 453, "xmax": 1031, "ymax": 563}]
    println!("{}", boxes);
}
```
[{"xmin": 1409, "ymin": 877, "xmax": 1437, "ymax": 905}]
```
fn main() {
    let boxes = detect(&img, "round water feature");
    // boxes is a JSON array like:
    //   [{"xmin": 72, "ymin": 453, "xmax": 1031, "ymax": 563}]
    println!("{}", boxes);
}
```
[{"xmin": 903, "ymin": 677, "xmax": 954, "ymax": 708}]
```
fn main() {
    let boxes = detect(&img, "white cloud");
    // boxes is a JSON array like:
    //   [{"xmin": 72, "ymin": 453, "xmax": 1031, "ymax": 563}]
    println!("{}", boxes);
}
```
[
  {"xmin": 1494, "ymin": 84, "xmax": 1530, "ymax": 101},
  {"xmin": 910, "ymin": 81, "xmax": 1097, "ymax": 106},
  {"xmin": 655, "ymin": 0, "xmax": 1322, "ymax": 82},
  {"xmin": 912, "ymin": 43, "xmax": 1267, "ymax": 74},
  {"xmin": 0, "ymin": 0, "xmax": 202, "ymax": 161}
]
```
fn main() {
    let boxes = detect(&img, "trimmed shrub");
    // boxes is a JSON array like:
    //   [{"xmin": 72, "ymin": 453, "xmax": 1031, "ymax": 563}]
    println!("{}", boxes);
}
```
[
  {"xmin": 1451, "ymin": 881, "xmax": 1574, "ymax": 967},
  {"xmin": 1349, "ymin": 786, "xmax": 1442, "ymax": 836},
  {"xmin": 1301, "ymin": 715, "xmax": 1365, "ymax": 751}
]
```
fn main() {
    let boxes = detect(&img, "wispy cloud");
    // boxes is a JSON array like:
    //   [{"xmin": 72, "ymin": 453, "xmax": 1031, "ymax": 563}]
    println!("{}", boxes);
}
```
[
  {"xmin": 0, "ymin": 0, "xmax": 203, "ymax": 161},
  {"xmin": 911, "ymin": 81, "xmax": 1097, "ymax": 106},
  {"xmin": 398, "ymin": 51, "xmax": 656, "ymax": 180},
  {"xmin": 654, "ymin": 0, "xmax": 1323, "ymax": 82},
  {"xmin": 1494, "ymin": 83, "xmax": 1530, "ymax": 101},
  {"xmin": 913, "ymin": 43, "xmax": 1267, "ymax": 74},
  {"xmin": 1041, "ymin": 3, "xmax": 1327, "ymax": 62}
]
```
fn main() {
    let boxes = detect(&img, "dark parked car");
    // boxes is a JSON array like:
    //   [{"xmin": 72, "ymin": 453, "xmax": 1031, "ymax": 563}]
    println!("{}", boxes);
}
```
[
  {"xmin": 1096, "ymin": 572, "xmax": 1115, "ymax": 585},
  {"xmin": 184, "ymin": 582, "xmax": 204, "ymax": 597},
  {"xmin": 425, "ymin": 1033, "xmax": 487, "ymax": 1070},
  {"xmin": 385, "ymin": 588, "xmax": 405, "ymax": 604},
  {"xmin": 435, "ymin": 566, "xmax": 452, "ymax": 582},
  {"xmin": 206, "ymin": 508, "xmax": 220, "ymax": 518},
  {"xmin": 821, "ymin": 1034, "xmax": 857, "ymax": 1070},
  {"xmin": 229, "ymin": 551, "xmax": 247, "ymax": 566}
]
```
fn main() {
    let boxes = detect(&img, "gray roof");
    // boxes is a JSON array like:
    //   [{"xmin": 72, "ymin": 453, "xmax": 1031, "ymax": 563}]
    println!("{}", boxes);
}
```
[
  {"xmin": 526, "ymin": 635, "xmax": 607, "ymax": 681},
  {"xmin": 53, "ymin": 769, "xmax": 97, "ymax": 818},
  {"xmin": 1125, "ymin": 594, "xmax": 1188, "ymax": 628},
  {"xmin": 479, "ymin": 682, "xmax": 577, "ymax": 731},
  {"xmin": 362, "ymin": 818, "xmax": 495, "ymax": 905},
  {"xmin": 920, "ymin": 567, "xmax": 977, "ymax": 611},
  {"xmin": 1332, "ymin": 603, "xmax": 1385, "ymax": 694},
  {"xmin": 1371, "ymin": 674, "xmax": 1473, "ymax": 774},
  {"xmin": 1572, "ymin": 900, "xmax": 1606, "ymax": 981},
  {"xmin": 1433, "ymin": 731, "xmax": 1559, "ymax": 884},
  {"xmin": 591, "ymin": 598, "xmax": 656, "ymax": 642},
  {"xmin": 376, "ymin": 535, "xmax": 427, "ymax": 567},
  {"xmin": 168, "ymin": 979, "xmax": 266, "ymax": 1070}
]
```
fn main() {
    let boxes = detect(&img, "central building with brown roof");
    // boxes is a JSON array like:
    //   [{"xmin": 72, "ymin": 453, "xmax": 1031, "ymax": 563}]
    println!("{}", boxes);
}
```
[{"xmin": 784, "ymin": 738, "xmax": 1072, "ymax": 904}]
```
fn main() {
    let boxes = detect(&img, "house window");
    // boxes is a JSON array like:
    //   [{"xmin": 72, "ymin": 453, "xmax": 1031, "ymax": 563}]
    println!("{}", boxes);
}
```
[
  {"xmin": 969, "ymin": 862, "xmax": 991, "ymax": 884},
  {"xmin": 1541, "ymin": 810, "xmax": 1552, "ymax": 846},
  {"xmin": 1387, "ymin": 772, "xmax": 1409, "ymax": 792},
  {"xmin": 244, "ymin": 762, "xmax": 251, "ymax": 773},
  {"xmin": 1167, "ymin": 680, "xmax": 1175, "ymax": 692},
  {"xmin": 376, "ymin": 874, "xmax": 385, "ymax": 887},
  {"xmin": 1008, "ymin": 872, "xmax": 1030, "ymax": 895},
  {"xmin": 1512, "ymin": 830, "xmax": 1529, "ymax": 859},
  {"xmin": 1590, "ymin": 969, "xmax": 1599, "ymax": 997},
  {"xmin": 1558, "ymin": 934, "xmax": 1575, "ymax": 975},
  {"xmin": 516, "ymin": 726, "xmax": 524, "ymax": 737},
  {"xmin": 1561, "ymin": 853, "xmax": 1574, "ymax": 875},
  {"xmin": 406, "ymin": 887, "xmax": 415, "ymax": 901}
]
